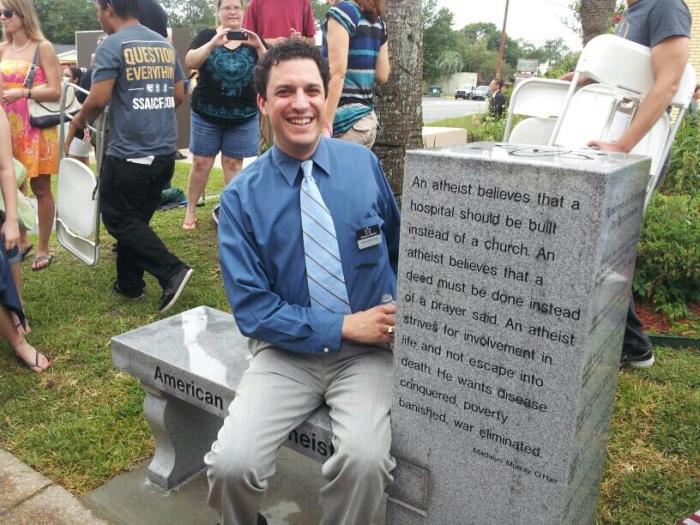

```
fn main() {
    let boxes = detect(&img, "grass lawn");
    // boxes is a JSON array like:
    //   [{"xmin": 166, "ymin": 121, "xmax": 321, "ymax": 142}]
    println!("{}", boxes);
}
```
[{"xmin": 1, "ymin": 162, "xmax": 698, "ymax": 523}]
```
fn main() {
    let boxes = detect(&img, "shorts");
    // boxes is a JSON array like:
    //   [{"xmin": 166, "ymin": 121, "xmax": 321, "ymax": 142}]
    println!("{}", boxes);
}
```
[
  {"xmin": 190, "ymin": 111, "xmax": 259, "ymax": 159},
  {"xmin": 5, "ymin": 244, "xmax": 19, "ymax": 265},
  {"xmin": 337, "ymin": 111, "xmax": 378, "ymax": 149}
]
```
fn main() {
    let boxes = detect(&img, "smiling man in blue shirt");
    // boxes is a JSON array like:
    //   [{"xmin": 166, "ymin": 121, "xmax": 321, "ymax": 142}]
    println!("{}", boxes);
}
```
[{"xmin": 205, "ymin": 40, "xmax": 400, "ymax": 525}]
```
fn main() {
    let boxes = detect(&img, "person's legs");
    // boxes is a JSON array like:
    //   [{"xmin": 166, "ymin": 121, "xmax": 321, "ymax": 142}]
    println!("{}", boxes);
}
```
[
  {"xmin": 319, "ymin": 344, "xmax": 394, "ymax": 525},
  {"xmin": 221, "ymin": 156, "xmax": 243, "ymax": 185},
  {"xmin": 184, "ymin": 155, "xmax": 216, "ymax": 229},
  {"xmin": 184, "ymin": 113, "xmax": 224, "ymax": 229},
  {"xmin": 0, "ymin": 304, "xmax": 49, "ymax": 372},
  {"xmin": 205, "ymin": 349, "xmax": 324, "ymax": 524},
  {"xmin": 101, "ymin": 155, "xmax": 185, "ymax": 291},
  {"xmin": 621, "ymin": 296, "xmax": 654, "ymax": 368},
  {"xmin": 29, "ymin": 175, "xmax": 55, "ymax": 270}
]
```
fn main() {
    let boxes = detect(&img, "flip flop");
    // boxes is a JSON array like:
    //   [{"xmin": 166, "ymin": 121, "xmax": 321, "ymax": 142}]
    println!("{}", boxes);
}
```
[
  {"xmin": 20, "ymin": 244, "xmax": 33, "ymax": 261},
  {"xmin": 31, "ymin": 254, "xmax": 54, "ymax": 272},
  {"xmin": 14, "ymin": 348, "xmax": 51, "ymax": 373},
  {"xmin": 182, "ymin": 217, "xmax": 198, "ymax": 230}
]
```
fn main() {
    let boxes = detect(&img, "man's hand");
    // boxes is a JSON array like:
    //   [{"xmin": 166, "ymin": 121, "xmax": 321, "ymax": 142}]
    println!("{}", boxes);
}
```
[
  {"xmin": 64, "ymin": 118, "xmax": 81, "ymax": 156},
  {"xmin": 342, "ymin": 303, "xmax": 396, "ymax": 345},
  {"xmin": 587, "ymin": 139, "xmax": 629, "ymax": 153}
]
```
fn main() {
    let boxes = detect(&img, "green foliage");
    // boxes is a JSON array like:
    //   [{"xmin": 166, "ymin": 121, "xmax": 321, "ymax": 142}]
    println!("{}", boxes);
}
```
[
  {"xmin": 661, "ymin": 117, "xmax": 700, "ymax": 197},
  {"xmin": 633, "ymin": 194, "xmax": 700, "ymax": 320},
  {"xmin": 161, "ymin": 0, "xmax": 216, "ymax": 34},
  {"xmin": 311, "ymin": 0, "xmax": 330, "ymax": 25},
  {"xmin": 422, "ymin": 0, "xmax": 457, "ymax": 83},
  {"xmin": 35, "ymin": 0, "xmax": 100, "ymax": 44}
]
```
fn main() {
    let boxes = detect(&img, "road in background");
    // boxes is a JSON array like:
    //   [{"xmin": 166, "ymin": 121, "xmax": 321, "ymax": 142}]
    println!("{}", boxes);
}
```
[{"xmin": 422, "ymin": 97, "xmax": 487, "ymax": 123}]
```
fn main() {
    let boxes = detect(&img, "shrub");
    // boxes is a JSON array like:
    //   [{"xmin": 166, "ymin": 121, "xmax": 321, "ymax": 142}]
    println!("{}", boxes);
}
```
[
  {"xmin": 660, "ymin": 117, "xmax": 700, "ymax": 197},
  {"xmin": 633, "ymin": 193, "xmax": 700, "ymax": 320}
]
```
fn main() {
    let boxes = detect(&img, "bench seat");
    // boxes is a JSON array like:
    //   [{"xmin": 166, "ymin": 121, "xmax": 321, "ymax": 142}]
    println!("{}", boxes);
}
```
[{"xmin": 111, "ymin": 306, "xmax": 428, "ymax": 519}]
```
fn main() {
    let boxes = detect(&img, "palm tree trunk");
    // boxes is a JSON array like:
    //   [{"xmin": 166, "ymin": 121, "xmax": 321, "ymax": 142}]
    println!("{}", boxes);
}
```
[
  {"xmin": 580, "ymin": 0, "xmax": 616, "ymax": 45},
  {"xmin": 374, "ymin": 0, "xmax": 424, "ymax": 201}
]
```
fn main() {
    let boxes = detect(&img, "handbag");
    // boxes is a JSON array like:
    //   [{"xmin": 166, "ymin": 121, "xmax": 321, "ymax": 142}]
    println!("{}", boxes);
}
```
[{"xmin": 23, "ymin": 45, "xmax": 81, "ymax": 129}]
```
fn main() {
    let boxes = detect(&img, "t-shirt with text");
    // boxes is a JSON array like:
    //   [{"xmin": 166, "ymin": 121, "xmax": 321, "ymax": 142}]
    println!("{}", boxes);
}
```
[{"xmin": 93, "ymin": 24, "xmax": 184, "ymax": 158}]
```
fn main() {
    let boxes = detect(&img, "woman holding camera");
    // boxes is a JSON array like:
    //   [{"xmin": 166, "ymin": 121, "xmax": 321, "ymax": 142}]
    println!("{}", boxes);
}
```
[
  {"xmin": 323, "ymin": 0, "xmax": 390, "ymax": 148},
  {"xmin": 182, "ymin": 0, "xmax": 264, "ymax": 230},
  {"xmin": 0, "ymin": 0, "xmax": 60, "ymax": 270}
]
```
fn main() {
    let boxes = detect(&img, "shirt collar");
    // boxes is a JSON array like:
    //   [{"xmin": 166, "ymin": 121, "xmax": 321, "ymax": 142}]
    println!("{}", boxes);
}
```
[{"xmin": 271, "ymin": 138, "xmax": 333, "ymax": 186}]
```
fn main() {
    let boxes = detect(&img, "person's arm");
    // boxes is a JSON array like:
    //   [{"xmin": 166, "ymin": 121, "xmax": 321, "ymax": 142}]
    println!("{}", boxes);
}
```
[
  {"xmin": 0, "ymin": 110, "xmax": 19, "ymax": 250},
  {"xmin": 174, "ymin": 80, "xmax": 185, "ymax": 107},
  {"xmin": 589, "ymin": 36, "xmax": 689, "ymax": 152},
  {"xmin": 324, "ymin": 17, "xmax": 350, "ymax": 134},
  {"xmin": 64, "ymin": 79, "xmax": 114, "ymax": 155},
  {"xmin": 185, "ymin": 29, "xmax": 228, "ymax": 70},
  {"xmin": 219, "ymin": 185, "xmax": 394, "ymax": 353},
  {"xmin": 375, "ymin": 41, "xmax": 390, "ymax": 85},
  {"xmin": 240, "ymin": 28, "xmax": 266, "ymax": 59},
  {"xmin": 3, "ymin": 41, "xmax": 61, "ymax": 104}
]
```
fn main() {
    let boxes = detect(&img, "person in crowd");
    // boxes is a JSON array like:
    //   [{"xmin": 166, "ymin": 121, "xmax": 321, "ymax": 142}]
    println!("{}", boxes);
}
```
[
  {"xmin": 63, "ymin": 66, "xmax": 91, "ymax": 165},
  {"xmin": 489, "ymin": 77, "xmax": 506, "ymax": 118},
  {"xmin": 322, "ymin": 0, "xmax": 389, "ymax": 148},
  {"xmin": 181, "ymin": 0, "xmax": 264, "ymax": 230},
  {"xmin": 243, "ymin": 0, "xmax": 316, "ymax": 46},
  {"xmin": 66, "ymin": 0, "xmax": 193, "ymax": 313},
  {"xmin": 0, "ymin": 106, "xmax": 49, "ymax": 372},
  {"xmin": 205, "ymin": 40, "xmax": 399, "ymax": 525},
  {"xmin": 575, "ymin": 0, "xmax": 691, "ymax": 368},
  {"xmin": 0, "ymin": 0, "xmax": 60, "ymax": 271},
  {"xmin": 137, "ymin": 0, "xmax": 168, "ymax": 39}
]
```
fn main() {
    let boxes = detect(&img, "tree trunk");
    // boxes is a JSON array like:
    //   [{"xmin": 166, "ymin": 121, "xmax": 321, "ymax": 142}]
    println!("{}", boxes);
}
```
[
  {"xmin": 579, "ymin": 0, "xmax": 616, "ymax": 45},
  {"xmin": 374, "ymin": 0, "xmax": 424, "ymax": 202}
]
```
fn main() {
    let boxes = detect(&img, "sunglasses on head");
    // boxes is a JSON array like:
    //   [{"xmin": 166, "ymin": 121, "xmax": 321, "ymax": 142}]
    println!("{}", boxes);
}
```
[{"xmin": 1, "ymin": 9, "xmax": 14, "ymax": 18}]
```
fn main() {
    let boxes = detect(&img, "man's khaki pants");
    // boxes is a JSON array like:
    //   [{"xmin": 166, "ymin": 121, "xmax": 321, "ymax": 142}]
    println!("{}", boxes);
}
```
[{"xmin": 205, "ymin": 342, "xmax": 395, "ymax": 525}]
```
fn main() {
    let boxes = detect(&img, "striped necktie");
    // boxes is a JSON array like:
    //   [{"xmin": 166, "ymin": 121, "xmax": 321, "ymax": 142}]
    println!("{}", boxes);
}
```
[{"xmin": 300, "ymin": 160, "xmax": 350, "ymax": 313}]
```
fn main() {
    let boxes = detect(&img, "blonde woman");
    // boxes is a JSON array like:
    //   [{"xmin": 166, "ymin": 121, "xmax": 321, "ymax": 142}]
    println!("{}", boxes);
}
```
[
  {"xmin": 182, "ymin": 0, "xmax": 264, "ymax": 230},
  {"xmin": 0, "ymin": 0, "xmax": 60, "ymax": 271}
]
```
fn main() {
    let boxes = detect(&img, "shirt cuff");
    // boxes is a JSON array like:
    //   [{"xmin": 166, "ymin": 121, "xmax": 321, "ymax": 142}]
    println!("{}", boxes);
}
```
[{"xmin": 311, "ymin": 310, "xmax": 344, "ymax": 353}]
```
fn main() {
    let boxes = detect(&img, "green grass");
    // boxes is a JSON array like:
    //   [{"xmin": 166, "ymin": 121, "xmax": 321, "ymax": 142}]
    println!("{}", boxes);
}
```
[{"xmin": 1, "ymin": 162, "xmax": 699, "ymax": 523}]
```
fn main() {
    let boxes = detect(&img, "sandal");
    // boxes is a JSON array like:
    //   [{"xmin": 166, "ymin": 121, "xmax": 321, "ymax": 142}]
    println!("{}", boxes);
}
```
[
  {"xmin": 14, "ymin": 344, "xmax": 51, "ymax": 373},
  {"xmin": 182, "ymin": 217, "xmax": 198, "ymax": 230},
  {"xmin": 12, "ymin": 313, "xmax": 31, "ymax": 336},
  {"xmin": 31, "ymin": 254, "xmax": 54, "ymax": 272},
  {"xmin": 20, "ymin": 244, "xmax": 33, "ymax": 261}
]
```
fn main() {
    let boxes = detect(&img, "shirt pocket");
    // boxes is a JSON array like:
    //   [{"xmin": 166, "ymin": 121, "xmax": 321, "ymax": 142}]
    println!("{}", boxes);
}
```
[{"xmin": 350, "ymin": 214, "xmax": 386, "ymax": 268}]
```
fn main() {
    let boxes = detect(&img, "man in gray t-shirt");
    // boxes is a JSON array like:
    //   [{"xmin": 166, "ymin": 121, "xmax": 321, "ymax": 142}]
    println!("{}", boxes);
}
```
[
  {"xmin": 66, "ymin": 0, "xmax": 193, "ymax": 313},
  {"xmin": 588, "ymin": 0, "xmax": 691, "ymax": 369}
]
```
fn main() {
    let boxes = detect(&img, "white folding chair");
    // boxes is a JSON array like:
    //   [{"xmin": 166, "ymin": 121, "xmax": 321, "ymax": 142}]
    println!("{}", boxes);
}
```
[
  {"xmin": 56, "ymin": 82, "xmax": 108, "ymax": 266},
  {"xmin": 549, "ymin": 34, "xmax": 696, "ymax": 211},
  {"xmin": 503, "ymin": 78, "xmax": 570, "ymax": 143}
]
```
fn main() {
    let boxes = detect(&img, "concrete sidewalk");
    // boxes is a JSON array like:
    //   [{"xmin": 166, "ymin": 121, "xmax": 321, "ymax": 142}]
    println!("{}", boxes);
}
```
[{"xmin": 0, "ymin": 449, "xmax": 108, "ymax": 525}]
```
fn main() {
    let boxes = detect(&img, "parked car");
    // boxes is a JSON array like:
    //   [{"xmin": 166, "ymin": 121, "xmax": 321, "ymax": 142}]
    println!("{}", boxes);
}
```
[
  {"xmin": 454, "ymin": 86, "xmax": 474, "ymax": 100},
  {"xmin": 470, "ymin": 85, "xmax": 491, "ymax": 101}
]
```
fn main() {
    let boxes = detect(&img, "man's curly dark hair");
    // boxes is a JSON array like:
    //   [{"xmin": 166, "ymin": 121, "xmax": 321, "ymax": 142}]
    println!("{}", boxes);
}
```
[{"xmin": 254, "ymin": 40, "xmax": 330, "ymax": 100}]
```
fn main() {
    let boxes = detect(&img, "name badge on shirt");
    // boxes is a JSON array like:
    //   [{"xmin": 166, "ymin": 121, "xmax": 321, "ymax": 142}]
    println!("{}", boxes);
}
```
[{"xmin": 356, "ymin": 225, "xmax": 381, "ymax": 250}]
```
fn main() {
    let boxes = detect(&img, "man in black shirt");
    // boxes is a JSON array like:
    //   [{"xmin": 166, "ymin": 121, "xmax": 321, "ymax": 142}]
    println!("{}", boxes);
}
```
[
  {"xmin": 138, "ymin": 0, "xmax": 168, "ymax": 39},
  {"xmin": 489, "ymin": 78, "xmax": 506, "ymax": 118}
]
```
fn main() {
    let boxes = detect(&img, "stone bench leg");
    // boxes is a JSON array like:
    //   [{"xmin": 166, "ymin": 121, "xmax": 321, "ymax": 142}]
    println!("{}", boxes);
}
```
[{"xmin": 142, "ymin": 384, "xmax": 223, "ymax": 490}]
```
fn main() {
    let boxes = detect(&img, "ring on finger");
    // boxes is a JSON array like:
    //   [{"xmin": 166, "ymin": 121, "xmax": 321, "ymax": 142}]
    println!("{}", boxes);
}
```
[{"xmin": 387, "ymin": 326, "xmax": 394, "ymax": 335}]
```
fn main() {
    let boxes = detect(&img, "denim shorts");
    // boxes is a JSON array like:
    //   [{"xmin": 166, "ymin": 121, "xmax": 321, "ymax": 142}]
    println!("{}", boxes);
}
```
[{"xmin": 190, "ymin": 111, "xmax": 259, "ymax": 159}]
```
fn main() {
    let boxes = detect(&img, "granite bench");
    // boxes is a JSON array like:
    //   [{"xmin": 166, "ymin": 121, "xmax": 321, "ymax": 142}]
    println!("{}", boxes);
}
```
[{"xmin": 111, "ymin": 306, "xmax": 428, "ymax": 519}]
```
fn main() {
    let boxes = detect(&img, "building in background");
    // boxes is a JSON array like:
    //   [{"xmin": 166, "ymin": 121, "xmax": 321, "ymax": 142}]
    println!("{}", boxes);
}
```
[{"xmin": 688, "ymin": 0, "xmax": 700, "ymax": 74}]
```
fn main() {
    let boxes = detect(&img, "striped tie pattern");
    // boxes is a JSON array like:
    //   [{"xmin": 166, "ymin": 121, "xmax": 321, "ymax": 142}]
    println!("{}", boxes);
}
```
[{"xmin": 300, "ymin": 160, "xmax": 351, "ymax": 313}]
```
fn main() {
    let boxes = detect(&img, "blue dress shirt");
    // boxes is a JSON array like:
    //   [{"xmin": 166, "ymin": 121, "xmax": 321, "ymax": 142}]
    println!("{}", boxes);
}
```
[{"xmin": 218, "ymin": 137, "xmax": 401, "ymax": 354}]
